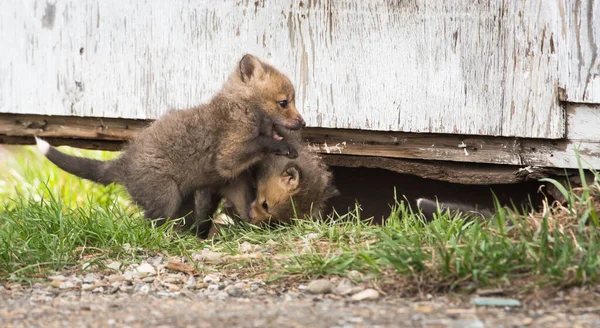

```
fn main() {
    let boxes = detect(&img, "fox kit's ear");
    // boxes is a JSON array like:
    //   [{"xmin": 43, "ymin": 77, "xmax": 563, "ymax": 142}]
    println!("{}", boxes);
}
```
[
  {"xmin": 281, "ymin": 163, "xmax": 301, "ymax": 191},
  {"xmin": 324, "ymin": 184, "xmax": 340, "ymax": 198},
  {"xmin": 239, "ymin": 54, "xmax": 266, "ymax": 82}
]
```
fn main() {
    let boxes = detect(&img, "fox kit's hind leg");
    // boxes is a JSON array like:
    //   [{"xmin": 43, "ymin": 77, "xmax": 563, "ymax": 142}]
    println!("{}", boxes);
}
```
[
  {"xmin": 140, "ymin": 179, "xmax": 183, "ymax": 227},
  {"xmin": 188, "ymin": 189, "xmax": 221, "ymax": 238}
]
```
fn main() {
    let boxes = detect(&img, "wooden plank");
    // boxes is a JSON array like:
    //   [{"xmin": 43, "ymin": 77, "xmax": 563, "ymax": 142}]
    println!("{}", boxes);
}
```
[
  {"xmin": 0, "ymin": 114, "xmax": 150, "ymax": 141},
  {"xmin": 321, "ymin": 155, "xmax": 525, "ymax": 185},
  {"xmin": 0, "ymin": 0, "xmax": 565, "ymax": 138},
  {"xmin": 0, "ymin": 104, "xmax": 597, "ymax": 170},
  {"xmin": 559, "ymin": 0, "xmax": 600, "ymax": 103}
]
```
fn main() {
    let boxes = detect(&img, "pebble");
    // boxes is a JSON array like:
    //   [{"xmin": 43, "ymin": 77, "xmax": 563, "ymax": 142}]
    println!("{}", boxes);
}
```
[
  {"xmin": 306, "ymin": 279, "xmax": 333, "ymax": 294},
  {"xmin": 306, "ymin": 233, "xmax": 320, "ymax": 239},
  {"xmin": 193, "ymin": 249, "xmax": 223, "ymax": 263},
  {"xmin": 106, "ymin": 274, "xmax": 125, "ymax": 283},
  {"xmin": 225, "ymin": 285, "xmax": 243, "ymax": 297},
  {"xmin": 239, "ymin": 241, "xmax": 254, "ymax": 253},
  {"xmin": 106, "ymin": 261, "xmax": 122, "ymax": 271},
  {"xmin": 141, "ymin": 276, "xmax": 155, "ymax": 283},
  {"xmin": 350, "ymin": 289, "xmax": 379, "ymax": 301},
  {"xmin": 215, "ymin": 291, "xmax": 229, "ymax": 300},
  {"xmin": 195, "ymin": 282, "xmax": 209, "ymax": 290},
  {"xmin": 48, "ymin": 275, "xmax": 67, "ymax": 281},
  {"xmin": 82, "ymin": 274, "xmax": 96, "ymax": 284},
  {"xmin": 207, "ymin": 284, "xmax": 220, "ymax": 293},
  {"xmin": 347, "ymin": 270, "xmax": 363, "ymax": 282},
  {"xmin": 58, "ymin": 281, "xmax": 75, "ymax": 290},
  {"xmin": 203, "ymin": 274, "xmax": 220, "ymax": 284},
  {"xmin": 135, "ymin": 263, "xmax": 156, "ymax": 275},
  {"xmin": 333, "ymin": 278, "xmax": 354, "ymax": 296},
  {"xmin": 185, "ymin": 275, "xmax": 196, "ymax": 289},
  {"xmin": 133, "ymin": 284, "xmax": 150, "ymax": 294}
]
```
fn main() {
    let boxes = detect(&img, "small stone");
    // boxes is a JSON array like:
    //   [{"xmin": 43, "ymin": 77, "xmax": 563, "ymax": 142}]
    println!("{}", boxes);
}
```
[
  {"xmin": 215, "ymin": 291, "xmax": 229, "ymax": 300},
  {"xmin": 350, "ymin": 288, "xmax": 379, "ymax": 301},
  {"xmin": 347, "ymin": 270, "xmax": 363, "ymax": 282},
  {"xmin": 185, "ymin": 275, "xmax": 196, "ymax": 289},
  {"xmin": 48, "ymin": 275, "xmax": 67, "ymax": 281},
  {"xmin": 59, "ymin": 281, "xmax": 75, "ymax": 289},
  {"xmin": 307, "ymin": 233, "xmax": 319, "ymax": 239},
  {"xmin": 470, "ymin": 297, "xmax": 521, "ymax": 307},
  {"xmin": 164, "ymin": 283, "xmax": 181, "ymax": 292},
  {"xmin": 195, "ymin": 282, "xmax": 209, "ymax": 290},
  {"xmin": 446, "ymin": 320, "xmax": 485, "ymax": 328},
  {"xmin": 122, "ymin": 271, "xmax": 135, "ymax": 281},
  {"xmin": 92, "ymin": 287, "xmax": 104, "ymax": 293},
  {"xmin": 333, "ymin": 278, "xmax": 354, "ymax": 296},
  {"xmin": 306, "ymin": 279, "xmax": 333, "ymax": 294},
  {"xmin": 207, "ymin": 284, "xmax": 220, "ymax": 293},
  {"xmin": 82, "ymin": 274, "xmax": 96, "ymax": 284},
  {"xmin": 135, "ymin": 263, "xmax": 156, "ymax": 275},
  {"xmin": 141, "ymin": 276, "xmax": 155, "ymax": 283},
  {"xmin": 521, "ymin": 318, "xmax": 534, "ymax": 325},
  {"xmin": 106, "ymin": 274, "xmax": 125, "ymax": 283},
  {"xmin": 49, "ymin": 280, "xmax": 63, "ymax": 288},
  {"xmin": 133, "ymin": 284, "xmax": 150, "ymax": 294},
  {"xmin": 415, "ymin": 305, "xmax": 434, "ymax": 313},
  {"xmin": 193, "ymin": 249, "xmax": 223, "ymax": 263},
  {"xmin": 81, "ymin": 262, "xmax": 94, "ymax": 271},
  {"xmin": 106, "ymin": 261, "xmax": 122, "ymax": 271},
  {"xmin": 81, "ymin": 284, "xmax": 95, "ymax": 291},
  {"xmin": 203, "ymin": 274, "xmax": 220, "ymax": 284},
  {"xmin": 250, "ymin": 284, "xmax": 259, "ymax": 292},
  {"xmin": 239, "ymin": 241, "xmax": 254, "ymax": 253},
  {"xmin": 225, "ymin": 285, "xmax": 243, "ymax": 297}
]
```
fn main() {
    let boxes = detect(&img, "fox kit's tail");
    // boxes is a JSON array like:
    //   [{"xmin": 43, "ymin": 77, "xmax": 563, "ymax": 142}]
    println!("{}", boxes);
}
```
[
  {"xmin": 416, "ymin": 198, "xmax": 493, "ymax": 221},
  {"xmin": 35, "ymin": 137, "xmax": 117, "ymax": 185}
]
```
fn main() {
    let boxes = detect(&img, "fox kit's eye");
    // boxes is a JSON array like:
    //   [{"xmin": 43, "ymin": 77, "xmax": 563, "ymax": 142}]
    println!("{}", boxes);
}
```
[
  {"xmin": 261, "ymin": 200, "xmax": 269, "ymax": 212},
  {"xmin": 278, "ymin": 100, "xmax": 288, "ymax": 108}
]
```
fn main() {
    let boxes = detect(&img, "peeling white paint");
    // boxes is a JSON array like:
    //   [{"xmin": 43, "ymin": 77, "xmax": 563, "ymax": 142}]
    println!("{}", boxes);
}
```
[{"xmin": 0, "ymin": 0, "xmax": 595, "ymax": 139}]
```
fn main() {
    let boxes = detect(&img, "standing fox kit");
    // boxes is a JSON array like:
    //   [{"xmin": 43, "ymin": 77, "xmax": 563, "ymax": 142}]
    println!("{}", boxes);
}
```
[{"xmin": 36, "ymin": 54, "xmax": 305, "ymax": 237}]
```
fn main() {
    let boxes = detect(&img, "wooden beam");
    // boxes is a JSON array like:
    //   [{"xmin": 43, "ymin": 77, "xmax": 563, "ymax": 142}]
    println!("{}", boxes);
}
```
[{"xmin": 0, "ymin": 111, "xmax": 598, "ymax": 171}]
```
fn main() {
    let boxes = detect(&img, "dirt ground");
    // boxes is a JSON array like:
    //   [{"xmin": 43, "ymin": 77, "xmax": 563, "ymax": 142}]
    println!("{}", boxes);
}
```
[{"xmin": 2, "ymin": 262, "xmax": 600, "ymax": 328}]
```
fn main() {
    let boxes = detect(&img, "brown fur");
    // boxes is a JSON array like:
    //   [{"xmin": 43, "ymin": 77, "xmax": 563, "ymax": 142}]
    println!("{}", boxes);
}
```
[
  {"xmin": 37, "ymin": 54, "xmax": 304, "ymax": 238},
  {"xmin": 218, "ymin": 131, "xmax": 340, "ymax": 228}
]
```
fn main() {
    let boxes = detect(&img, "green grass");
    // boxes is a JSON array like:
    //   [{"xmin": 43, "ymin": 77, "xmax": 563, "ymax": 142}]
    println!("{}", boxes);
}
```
[{"xmin": 1, "ymin": 145, "xmax": 599, "ymax": 294}]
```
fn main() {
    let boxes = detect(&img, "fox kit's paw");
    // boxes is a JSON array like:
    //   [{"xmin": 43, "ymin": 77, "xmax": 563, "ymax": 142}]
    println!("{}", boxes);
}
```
[{"xmin": 274, "ymin": 142, "xmax": 298, "ymax": 159}]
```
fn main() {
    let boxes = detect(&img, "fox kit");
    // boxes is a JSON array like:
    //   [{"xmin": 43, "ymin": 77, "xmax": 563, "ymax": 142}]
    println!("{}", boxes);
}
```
[
  {"xmin": 416, "ymin": 198, "xmax": 494, "ymax": 221},
  {"xmin": 36, "ymin": 54, "xmax": 305, "ymax": 238},
  {"xmin": 217, "ymin": 130, "xmax": 340, "ymax": 229}
]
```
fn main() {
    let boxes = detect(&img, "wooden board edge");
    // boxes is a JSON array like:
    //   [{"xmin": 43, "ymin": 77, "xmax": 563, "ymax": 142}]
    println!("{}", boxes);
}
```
[{"xmin": 1, "ymin": 112, "xmax": 598, "ymax": 171}]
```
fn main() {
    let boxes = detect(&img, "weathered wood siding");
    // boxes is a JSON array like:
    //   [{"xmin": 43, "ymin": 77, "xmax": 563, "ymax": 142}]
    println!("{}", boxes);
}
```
[
  {"xmin": 560, "ymin": 0, "xmax": 600, "ymax": 103},
  {"xmin": 1, "ymin": 0, "xmax": 594, "ymax": 139}
]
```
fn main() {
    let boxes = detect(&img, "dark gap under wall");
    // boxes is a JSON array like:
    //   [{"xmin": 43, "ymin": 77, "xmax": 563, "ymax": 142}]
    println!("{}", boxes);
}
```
[{"xmin": 325, "ymin": 166, "xmax": 550, "ymax": 224}]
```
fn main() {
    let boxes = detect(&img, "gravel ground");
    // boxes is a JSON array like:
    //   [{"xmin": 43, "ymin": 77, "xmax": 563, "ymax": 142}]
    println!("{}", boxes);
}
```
[{"xmin": 1, "ymin": 254, "xmax": 600, "ymax": 327}]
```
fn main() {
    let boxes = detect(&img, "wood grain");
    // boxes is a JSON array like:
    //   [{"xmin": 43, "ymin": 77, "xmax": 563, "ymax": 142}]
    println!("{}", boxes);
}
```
[
  {"xmin": 1, "ymin": 106, "xmax": 597, "ymax": 170},
  {"xmin": 0, "ymin": 0, "xmax": 567, "ymax": 138}
]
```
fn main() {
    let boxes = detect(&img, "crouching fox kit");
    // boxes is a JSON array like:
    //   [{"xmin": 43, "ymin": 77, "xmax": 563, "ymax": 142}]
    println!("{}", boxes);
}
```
[
  {"xmin": 209, "ymin": 131, "xmax": 340, "ymax": 236},
  {"xmin": 36, "ymin": 54, "xmax": 305, "ymax": 237}
]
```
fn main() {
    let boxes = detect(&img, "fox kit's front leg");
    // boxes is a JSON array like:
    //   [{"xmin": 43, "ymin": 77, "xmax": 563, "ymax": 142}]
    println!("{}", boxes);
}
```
[{"xmin": 216, "ymin": 136, "xmax": 297, "ymax": 179}]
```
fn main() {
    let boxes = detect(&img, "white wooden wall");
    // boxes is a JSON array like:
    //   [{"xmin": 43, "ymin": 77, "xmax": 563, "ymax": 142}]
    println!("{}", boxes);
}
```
[{"xmin": 0, "ymin": 0, "xmax": 598, "ymax": 139}]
